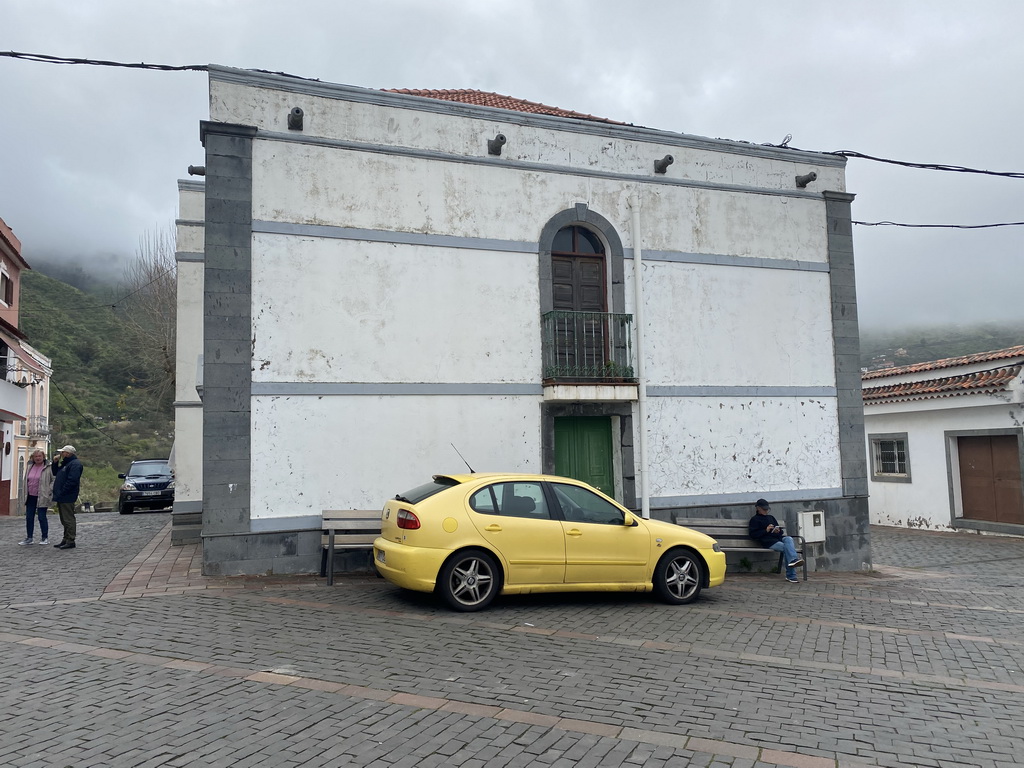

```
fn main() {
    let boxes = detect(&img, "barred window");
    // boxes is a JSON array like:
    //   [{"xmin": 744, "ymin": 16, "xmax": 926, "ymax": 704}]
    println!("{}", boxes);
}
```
[{"xmin": 870, "ymin": 434, "xmax": 911, "ymax": 482}]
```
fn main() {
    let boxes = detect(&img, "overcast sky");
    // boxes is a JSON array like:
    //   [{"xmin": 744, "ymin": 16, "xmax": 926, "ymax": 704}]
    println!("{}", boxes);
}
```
[{"xmin": 3, "ymin": 0, "xmax": 1022, "ymax": 331}]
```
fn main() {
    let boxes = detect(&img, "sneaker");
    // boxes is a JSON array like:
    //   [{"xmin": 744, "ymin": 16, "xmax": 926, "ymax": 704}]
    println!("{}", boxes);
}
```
[
  {"xmin": 787, "ymin": 558, "xmax": 804, "ymax": 568},
  {"xmin": 39, "ymin": 538, "xmax": 48, "ymax": 545},
  {"xmin": 18, "ymin": 538, "xmax": 34, "ymax": 546},
  {"xmin": 786, "ymin": 575, "xmax": 799, "ymax": 583},
  {"xmin": 54, "ymin": 541, "xmax": 67, "ymax": 548},
  {"xmin": 57, "ymin": 542, "xmax": 76, "ymax": 549}
]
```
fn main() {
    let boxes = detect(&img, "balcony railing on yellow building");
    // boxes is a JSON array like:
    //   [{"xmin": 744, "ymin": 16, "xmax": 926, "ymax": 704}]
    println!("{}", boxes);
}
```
[
  {"xmin": 541, "ymin": 311, "xmax": 636, "ymax": 383},
  {"xmin": 27, "ymin": 416, "xmax": 49, "ymax": 437}
]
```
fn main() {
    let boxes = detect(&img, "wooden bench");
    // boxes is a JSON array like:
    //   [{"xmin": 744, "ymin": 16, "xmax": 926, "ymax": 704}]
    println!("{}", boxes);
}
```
[
  {"xmin": 673, "ymin": 517, "xmax": 807, "ymax": 581},
  {"xmin": 321, "ymin": 510, "xmax": 382, "ymax": 585}
]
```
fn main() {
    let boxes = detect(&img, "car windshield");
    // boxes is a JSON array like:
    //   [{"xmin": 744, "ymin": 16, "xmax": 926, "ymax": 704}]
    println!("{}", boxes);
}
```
[
  {"xmin": 127, "ymin": 461, "xmax": 171, "ymax": 478},
  {"xmin": 396, "ymin": 476, "xmax": 461, "ymax": 504}
]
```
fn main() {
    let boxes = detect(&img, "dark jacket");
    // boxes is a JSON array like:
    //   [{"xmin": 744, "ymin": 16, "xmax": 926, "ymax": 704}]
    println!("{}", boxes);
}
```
[
  {"xmin": 52, "ymin": 455, "xmax": 83, "ymax": 504},
  {"xmin": 749, "ymin": 510, "xmax": 784, "ymax": 548}
]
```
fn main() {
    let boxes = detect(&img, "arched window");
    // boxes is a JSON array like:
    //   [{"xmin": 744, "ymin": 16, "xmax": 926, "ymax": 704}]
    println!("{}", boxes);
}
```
[{"xmin": 551, "ymin": 225, "xmax": 606, "ymax": 313}]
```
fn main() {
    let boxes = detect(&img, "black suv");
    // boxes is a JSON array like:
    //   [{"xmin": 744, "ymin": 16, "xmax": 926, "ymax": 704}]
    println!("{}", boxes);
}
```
[{"xmin": 118, "ymin": 459, "xmax": 174, "ymax": 514}]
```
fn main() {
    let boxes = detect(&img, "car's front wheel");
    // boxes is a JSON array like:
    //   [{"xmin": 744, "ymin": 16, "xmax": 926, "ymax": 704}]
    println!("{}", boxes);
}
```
[
  {"xmin": 118, "ymin": 501, "xmax": 133, "ymax": 515},
  {"xmin": 653, "ymin": 550, "xmax": 704, "ymax": 604},
  {"xmin": 437, "ymin": 550, "xmax": 501, "ymax": 612}
]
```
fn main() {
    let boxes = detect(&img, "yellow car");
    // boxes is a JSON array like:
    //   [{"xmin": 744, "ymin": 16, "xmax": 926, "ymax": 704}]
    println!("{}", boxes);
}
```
[{"xmin": 373, "ymin": 473, "xmax": 726, "ymax": 611}]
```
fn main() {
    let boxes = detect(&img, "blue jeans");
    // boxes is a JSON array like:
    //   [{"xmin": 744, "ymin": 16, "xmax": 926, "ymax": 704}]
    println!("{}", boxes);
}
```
[
  {"xmin": 769, "ymin": 537, "xmax": 800, "ymax": 579},
  {"xmin": 25, "ymin": 495, "xmax": 49, "ymax": 540}
]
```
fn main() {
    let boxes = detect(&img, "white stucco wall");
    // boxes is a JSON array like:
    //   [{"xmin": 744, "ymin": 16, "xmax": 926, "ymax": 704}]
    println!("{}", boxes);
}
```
[
  {"xmin": 204, "ymin": 71, "xmax": 849, "ymax": 523},
  {"xmin": 211, "ymin": 77, "xmax": 846, "ymax": 195},
  {"xmin": 648, "ymin": 396, "xmax": 841, "ymax": 498},
  {"xmin": 251, "ymin": 395, "xmax": 542, "ymax": 519},
  {"xmin": 639, "ymin": 261, "xmax": 835, "ymax": 387},
  {"xmin": 250, "ymin": 141, "xmax": 829, "ymax": 266},
  {"xmin": 250, "ymin": 236, "xmax": 540, "ymax": 383},
  {"xmin": 174, "ymin": 184, "xmax": 205, "ymax": 508},
  {"xmin": 865, "ymin": 398, "xmax": 1023, "ymax": 529}
]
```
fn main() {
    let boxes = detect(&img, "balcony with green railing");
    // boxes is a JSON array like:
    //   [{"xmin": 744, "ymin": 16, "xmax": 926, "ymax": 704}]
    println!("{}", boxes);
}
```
[{"xmin": 541, "ymin": 311, "xmax": 637, "ymax": 384}]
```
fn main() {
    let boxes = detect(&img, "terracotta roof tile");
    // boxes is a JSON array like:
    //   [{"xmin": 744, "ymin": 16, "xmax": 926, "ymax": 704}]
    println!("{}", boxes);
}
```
[
  {"xmin": 384, "ymin": 89, "xmax": 625, "ymax": 125},
  {"xmin": 862, "ymin": 365, "xmax": 1022, "ymax": 404},
  {"xmin": 862, "ymin": 344, "xmax": 1024, "ymax": 380}
]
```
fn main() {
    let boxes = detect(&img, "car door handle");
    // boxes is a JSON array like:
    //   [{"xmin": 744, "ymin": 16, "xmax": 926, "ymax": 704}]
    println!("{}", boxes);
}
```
[
  {"xmin": 484, "ymin": 524, "xmax": 502, "ymax": 532},
  {"xmin": 565, "ymin": 529, "xmax": 583, "ymax": 536}
]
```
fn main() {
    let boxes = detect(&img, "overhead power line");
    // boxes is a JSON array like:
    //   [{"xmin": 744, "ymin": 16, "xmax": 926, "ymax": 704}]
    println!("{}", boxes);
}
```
[
  {"xmin": 49, "ymin": 379, "xmax": 128, "ymax": 446},
  {"xmin": 831, "ymin": 150, "xmax": 1024, "ymax": 179},
  {"xmin": 18, "ymin": 267, "xmax": 175, "ymax": 317},
  {"xmin": 1, "ymin": 50, "xmax": 207, "ymax": 72},
  {"xmin": 7, "ymin": 50, "xmax": 1024, "ymax": 232},
  {"xmin": 853, "ymin": 220, "xmax": 1024, "ymax": 229}
]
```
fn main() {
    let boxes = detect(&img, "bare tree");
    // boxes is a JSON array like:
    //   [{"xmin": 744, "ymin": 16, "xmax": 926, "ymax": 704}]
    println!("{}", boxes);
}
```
[{"xmin": 118, "ymin": 226, "xmax": 176, "ymax": 414}]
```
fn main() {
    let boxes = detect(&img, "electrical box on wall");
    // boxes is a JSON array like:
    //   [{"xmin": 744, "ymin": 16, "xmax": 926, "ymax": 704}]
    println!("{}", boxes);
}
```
[{"xmin": 799, "ymin": 510, "xmax": 826, "ymax": 544}]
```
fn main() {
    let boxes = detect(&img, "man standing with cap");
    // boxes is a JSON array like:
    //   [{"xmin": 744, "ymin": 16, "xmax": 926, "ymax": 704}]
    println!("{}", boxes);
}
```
[
  {"xmin": 748, "ymin": 498, "xmax": 803, "ymax": 583},
  {"xmin": 51, "ymin": 445, "xmax": 83, "ymax": 550}
]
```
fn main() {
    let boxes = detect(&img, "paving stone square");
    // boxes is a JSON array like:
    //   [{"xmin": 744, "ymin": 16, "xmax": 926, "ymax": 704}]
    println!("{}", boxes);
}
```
[{"xmin": 3, "ymin": 512, "xmax": 1024, "ymax": 766}]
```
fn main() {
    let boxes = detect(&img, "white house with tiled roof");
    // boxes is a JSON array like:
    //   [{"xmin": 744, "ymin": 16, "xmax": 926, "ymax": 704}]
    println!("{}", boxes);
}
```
[
  {"xmin": 862, "ymin": 345, "xmax": 1024, "ymax": 532},
  {"xmin": 175, "ymin": 66, "xmax": 870, "ymax": 575}
]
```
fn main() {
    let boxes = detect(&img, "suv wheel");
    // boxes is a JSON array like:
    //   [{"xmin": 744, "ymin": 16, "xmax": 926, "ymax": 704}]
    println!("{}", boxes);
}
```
[{"xmin": 119, "ymin": 502, "xmax": 133, "ymax": 515}]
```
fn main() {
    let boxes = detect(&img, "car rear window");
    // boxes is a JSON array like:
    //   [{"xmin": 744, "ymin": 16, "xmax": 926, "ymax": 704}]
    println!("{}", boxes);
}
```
[
  {"xmin": 128, "ymin": 461, "xmax": 171, "ymax": 477},
  {"xmin": 397, "ymin": 476, "xmax": 461, "ymax": 504}
]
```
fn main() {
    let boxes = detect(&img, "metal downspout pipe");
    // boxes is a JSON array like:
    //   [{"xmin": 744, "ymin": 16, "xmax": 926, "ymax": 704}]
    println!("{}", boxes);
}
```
[{"xmin": 629, "ymin": 194, "xmax": 650, "ymax": 519}]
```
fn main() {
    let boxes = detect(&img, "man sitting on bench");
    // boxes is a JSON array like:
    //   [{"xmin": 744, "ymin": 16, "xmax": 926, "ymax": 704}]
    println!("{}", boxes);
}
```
[{"xmin": 748, "ymin": 498, "xmax": 804, "ymax": 584}]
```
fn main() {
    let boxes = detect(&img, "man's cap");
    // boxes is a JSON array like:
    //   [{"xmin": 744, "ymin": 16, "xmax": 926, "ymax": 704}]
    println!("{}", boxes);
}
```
[
  {"xmin": 58, "ymin": 445, "xmax": 77, "ymax": 454},
  {"xmin": 755, "ymin": 498, "xmax": 770, "ymax": 510}
]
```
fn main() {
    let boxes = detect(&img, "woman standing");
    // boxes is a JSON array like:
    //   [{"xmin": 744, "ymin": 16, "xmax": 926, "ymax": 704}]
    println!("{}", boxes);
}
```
[{"xmin": 18, "ymin": 449, "xmax": 55, "ymax": 546}]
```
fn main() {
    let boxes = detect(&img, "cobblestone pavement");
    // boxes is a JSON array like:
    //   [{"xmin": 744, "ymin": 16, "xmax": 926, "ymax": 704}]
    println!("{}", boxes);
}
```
[{"xmin": 3, "ymin": 512, "xmax": 1024, "ymax": 767}]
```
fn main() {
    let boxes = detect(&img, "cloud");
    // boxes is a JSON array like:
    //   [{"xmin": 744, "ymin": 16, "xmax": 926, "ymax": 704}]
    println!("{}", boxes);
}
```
[{"xmin": 3, "ymin": 0, "xmax": 1022, "ymax": 330}]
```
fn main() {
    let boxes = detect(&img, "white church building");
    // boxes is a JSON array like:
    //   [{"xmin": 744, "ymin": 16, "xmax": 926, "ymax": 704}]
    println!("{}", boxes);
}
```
[{"xmin": 173, "ymin": 66, "xmax": 870, "ymax": 575}]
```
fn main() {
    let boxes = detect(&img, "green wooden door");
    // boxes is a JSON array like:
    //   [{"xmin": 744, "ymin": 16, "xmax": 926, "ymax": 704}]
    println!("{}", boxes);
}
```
[{"xmin": 554, "ymin": 416, "xmax": 615, "ymax": 497}]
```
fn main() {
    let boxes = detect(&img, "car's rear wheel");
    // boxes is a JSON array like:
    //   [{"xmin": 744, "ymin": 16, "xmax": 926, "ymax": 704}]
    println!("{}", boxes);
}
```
[
  {"xmin": 653, "ymin": 550, "xmax": 703, "ymax": 605},
  {"xmin": 438, "ymin": 550, "xmax": 501, "ymax": 612}
]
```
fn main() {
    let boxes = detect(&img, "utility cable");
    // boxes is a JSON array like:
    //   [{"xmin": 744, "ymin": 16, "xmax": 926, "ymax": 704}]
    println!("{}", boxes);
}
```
[
  {"xmin": 9, "ymin": 51, "xmax": 1024, "ymax": 232},
  {"xmin": 48, "ymin": 379, "xmax": 128, "ymax": 446},
  {"xmin": 1, "ymin": 50, "xmax": 207, "ymax": 72},
  {"xmin": 19, "ymin": 267, "xmax": 176, "ymax": 316},
  {"xmin": 831, "ymin": 150, "xmax": 1024, "ymax": 179},
  {"xmin": 854, "ymin": 220, "xmax": 1024, "ymax": 229}
]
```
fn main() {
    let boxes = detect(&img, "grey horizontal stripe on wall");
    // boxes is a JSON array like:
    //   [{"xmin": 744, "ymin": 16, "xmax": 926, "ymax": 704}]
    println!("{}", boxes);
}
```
[
  {"xmin": 257, "ymin": 129, "xmax": 825, "ymax": 202},
  {"xmin": 252, "ymin": 220, "xmax": 537, "ymax": 254},
  {"xmin": 173, "ymin": 400, "xmax": 204, "ymax": 408},
  {"xmin": 638, "ymin": 250, "xmax": 829, "ymax": 274},
  {"xmin": 175, "ymin": 218, "xmax": 205, "ymax": 227},
  {"xmin": 250, "ymin": 383, "xmax": 833, "ymax": 398},
  {"xmin": 652, "ymin": 487, "xmax": 844, "ymax": 509},
  {"xmin": 647, "ymin": 386, "xmax": 837, "ymax": 398},
  {"xmin": 252, "ymin": 382, "xmax": 544, "ymax": 396},
  {"xmin": 252, "ymin": 221, "xmax": 830, "ymax": 275},
  {"xmin": 210, "ymin": 66, "xmax": 844, "ymax": 169},
  {"xmin": 173, "ymin": 500, "xmax": 203, "ymax": 513},
  {"xmin": 250, "ymin": 515, "xmax": 322, "ymax": 533},
  {"xmin": 175, "ymin": 252, "xmax": 204, "ymax": 263}
]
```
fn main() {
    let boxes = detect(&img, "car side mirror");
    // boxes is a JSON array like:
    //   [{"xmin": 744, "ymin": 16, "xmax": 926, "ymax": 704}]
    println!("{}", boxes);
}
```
[
  {"xmin": 118, "ymin": 474, "xmax": 126, "ymax": 479},
  {"xmin": 622, "ymin": 510, "xmax": 638, "ymax": 527}
]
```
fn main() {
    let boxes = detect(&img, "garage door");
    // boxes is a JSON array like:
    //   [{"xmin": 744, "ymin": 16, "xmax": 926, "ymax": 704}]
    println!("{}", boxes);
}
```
[{"xmin": 958, "ymin": 435, "xmax": 1024, "ymax": 524}]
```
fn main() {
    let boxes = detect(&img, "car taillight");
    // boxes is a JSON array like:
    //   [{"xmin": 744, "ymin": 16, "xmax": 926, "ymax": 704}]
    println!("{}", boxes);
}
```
[{"xmin": 397, "ymin": 508, "xmax": 420, "ymax": 530}]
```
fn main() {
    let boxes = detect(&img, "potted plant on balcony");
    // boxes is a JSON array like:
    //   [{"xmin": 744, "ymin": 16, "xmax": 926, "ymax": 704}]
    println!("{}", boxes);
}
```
[{"xmin": 601, "ymin": 361, "xmax": 635, "ymax": 383}]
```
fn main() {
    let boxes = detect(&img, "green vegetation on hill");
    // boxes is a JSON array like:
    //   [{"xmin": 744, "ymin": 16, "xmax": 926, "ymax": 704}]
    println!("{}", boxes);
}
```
[
  {"xmin": 19, "ymin": 270, "xmax": 173, "ymax": 504},
  {"xmin": 860, "ymin": 321, "xmax": 1024, "ymax": 370}
]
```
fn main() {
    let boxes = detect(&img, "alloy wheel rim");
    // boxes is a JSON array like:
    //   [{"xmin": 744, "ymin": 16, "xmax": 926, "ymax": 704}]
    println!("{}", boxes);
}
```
[
  {"xmin": 667, "ymin": 558, "xmax": 698, "ymax": 599},
  {"xmin": 451, "ymin": 557, "xmax": 494, "ymax": 606}
]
